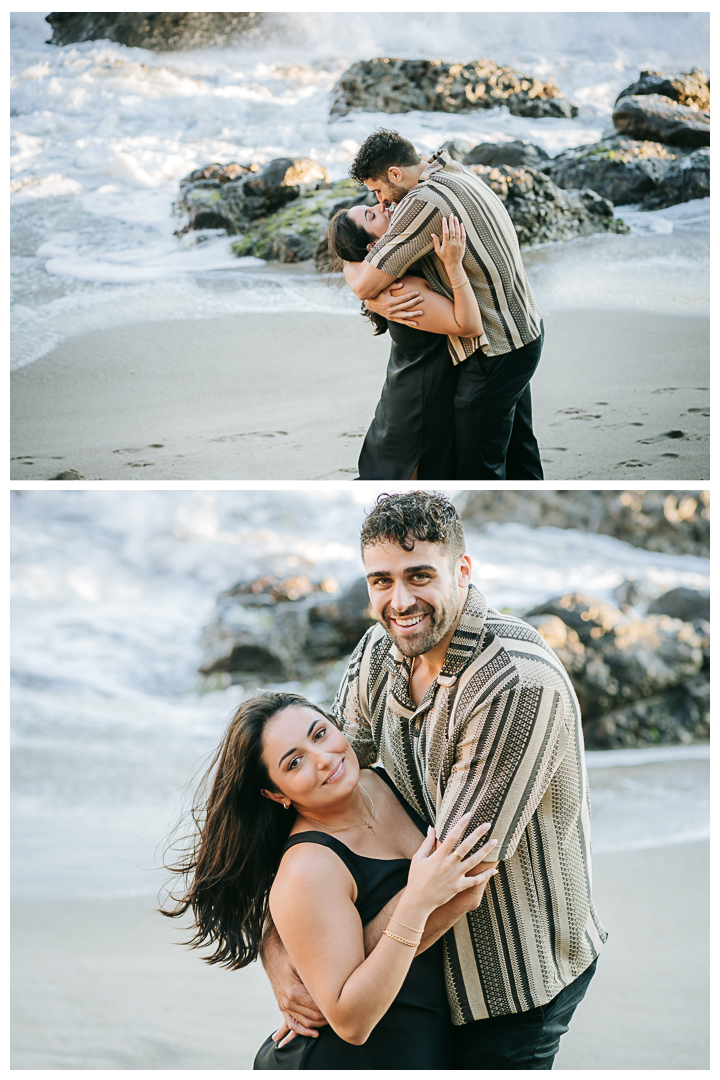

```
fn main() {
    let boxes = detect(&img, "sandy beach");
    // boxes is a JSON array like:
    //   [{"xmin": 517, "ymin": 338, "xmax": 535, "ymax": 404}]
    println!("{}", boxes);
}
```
[
  {"xmin": 10, "ymin": 308, "xmax": 709, "ymax": 482},
  {"xmin": 11, "ymin": 839, "xmax": 708, "ymax": 1070}
]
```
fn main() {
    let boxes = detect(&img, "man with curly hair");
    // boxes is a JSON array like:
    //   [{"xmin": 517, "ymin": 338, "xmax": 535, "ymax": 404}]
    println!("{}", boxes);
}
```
[
  {"xmin": 263, "ymin": 491, "xmax": 605, "ymax": 1069},
  {"xmin": 343, "ymin": 129, "xmax": 545, "ymax": 481}
]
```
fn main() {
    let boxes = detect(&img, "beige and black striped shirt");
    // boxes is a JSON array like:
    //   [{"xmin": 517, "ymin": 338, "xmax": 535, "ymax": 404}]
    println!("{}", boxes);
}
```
[
  {"xmin": 365, "ymin": 149, "xmax": 542, "ymax": 362},
  {"xmin": 333, "ymin": 584, "xmax": 606, "ymax": 1024}
]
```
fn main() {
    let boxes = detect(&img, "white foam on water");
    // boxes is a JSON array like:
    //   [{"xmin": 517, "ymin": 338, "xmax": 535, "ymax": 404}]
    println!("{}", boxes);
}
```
[
  {"xmin": 10, "ymin": 12, "xmax": 710, "ymax": 367},
  {"xmin": 10, "ymin": 491, "xmax": 710, "ymax": 899}
]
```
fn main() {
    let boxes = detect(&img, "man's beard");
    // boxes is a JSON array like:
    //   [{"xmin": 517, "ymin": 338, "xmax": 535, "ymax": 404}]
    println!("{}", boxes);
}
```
[
  {"xmin": 379, "ymin": 594, "xmax": 461, "ymax": 658},
  {"xmin": 384, "ymin": 178, "xmax": 412, "ymax": 204}
]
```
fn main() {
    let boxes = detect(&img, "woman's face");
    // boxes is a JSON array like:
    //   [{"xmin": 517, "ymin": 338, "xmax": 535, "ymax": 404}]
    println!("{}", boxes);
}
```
[
  {"xmin": 261, "ymin": 705, "xmax": 360, "ymax": 811},
  {"xmin": 347, "ymin": 202, "xmax": 391, "ymax": 244}
]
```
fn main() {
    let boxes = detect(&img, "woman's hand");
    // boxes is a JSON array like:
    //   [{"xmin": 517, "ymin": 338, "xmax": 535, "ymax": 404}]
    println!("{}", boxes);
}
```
[
  {"xmin": 364, "ymin": 280, "xmax": 425, "ymax": 327},
  {"xmin": 431, "ymin": 214, "xmax": 466, "ymax": 275},
  {"xmin": 405, "ymin": 815, "xmax": 498, "ymax": 915}
]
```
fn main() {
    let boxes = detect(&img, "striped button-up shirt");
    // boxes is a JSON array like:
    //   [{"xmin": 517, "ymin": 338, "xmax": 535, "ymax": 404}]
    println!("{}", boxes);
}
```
[
  {"xmin": 365, "ymin": 149, "xmax": 542, "ymax": 362},
  {"xmin": 332, "ymin": 584, "xmax": 607, "ymax": 1024}
]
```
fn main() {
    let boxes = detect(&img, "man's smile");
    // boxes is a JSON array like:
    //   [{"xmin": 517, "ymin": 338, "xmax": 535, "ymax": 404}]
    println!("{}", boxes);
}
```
[{"xmin": 390, "ymin": 612, "xmax": 430, "ymax": 631}]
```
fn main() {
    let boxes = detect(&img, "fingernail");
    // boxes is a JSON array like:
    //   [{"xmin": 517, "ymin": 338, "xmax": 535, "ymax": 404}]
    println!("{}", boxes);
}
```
[{"xmin": 488, "ymin": 839, "xmax": 497, "ymax": 847}]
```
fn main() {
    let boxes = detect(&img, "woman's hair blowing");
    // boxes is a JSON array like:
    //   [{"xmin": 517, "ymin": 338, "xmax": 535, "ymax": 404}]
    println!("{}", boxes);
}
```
[
  {"xmin": 327, "ymin": 209, "xmax": 387, "ymax": 335},
  {"xmin": 160, "ymin": 691, "xmax": 334, "ymax": 969}
]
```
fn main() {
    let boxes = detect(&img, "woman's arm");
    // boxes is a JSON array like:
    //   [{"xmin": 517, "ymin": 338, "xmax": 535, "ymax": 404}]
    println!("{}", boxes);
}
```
[
  {"xmin": 364, "ymin": 216, "xmax": 483, "ymax": 338},
  {"xmin": 270, "ymin": 819, "xmax": 496, "ymax": 1046}
]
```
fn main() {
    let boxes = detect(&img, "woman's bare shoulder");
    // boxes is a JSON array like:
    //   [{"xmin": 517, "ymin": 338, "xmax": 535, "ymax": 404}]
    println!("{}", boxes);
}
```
[{"xmin": 270, "ymin": 838, "xmax": 356, "ymax": 907}]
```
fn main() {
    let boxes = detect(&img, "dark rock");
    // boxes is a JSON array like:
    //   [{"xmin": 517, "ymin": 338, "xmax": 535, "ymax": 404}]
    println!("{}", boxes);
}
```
[
  {"xmin": 647, "ymin": 587, "xmax": 710, "ymax": 623},
  {"xmin": 613, "ymin": 94, "xmax": 710, "ymax": 149},
  {"xmin": 457, "ymin": 490, "xmax": 710, "ymax": 557},
  {"xmin": 330, "ymin": 58, "xmax": 577, "ymax": 120},
  {"xmin": 467, "ymin": 164, "xmax": 627, "ymax": 246},
  {"xmin": 230, "ymin": 179, "xmax": 375, "ymax": 265},
  {"xmin": 527, "ymin": 592, "xmax": 707, "ymax": 748},
  {"xmin": 614, "ymin": 68, "xmax": 709, "ymax": 112},
  {"xmin": 50, "ymin": 469, "xmax": 86, "ymax": 480},
  {"xmin": 544, "ymin": 137, "xmax": 683, "ymax": 207},
  {"xmin": 464, "ymin": 140, "xmax": 550, "ymax": 169},
  {"xmin": 45, "ymin": 12, "xmax": 261, "ymax": 51},
  {"xmin": 173, "ymin": 158, "xmax": 329, "ymax": 237},
  {"xmin": 199, "ymin": 575, "xmax": 375, "ymax": 682},
  {"xmin": 640, "ymin": 146, "xmax": 709, "ymax": 209},
  {"xmin": 438, "ymin": 137, "xmax": 478, "ymax": 162},
  {"xmin": 583, "ymin": 676, "xmax": 709, "ymax": 749}
]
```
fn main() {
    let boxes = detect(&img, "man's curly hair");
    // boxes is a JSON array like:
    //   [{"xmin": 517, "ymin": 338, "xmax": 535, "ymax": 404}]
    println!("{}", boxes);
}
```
[
  {"xmin": 360, "ymin": 491, "xmax": 466, "ymax": 564},
  {"xmin": 349, "ymin": 128, "xmax": 421, "ymax": 185}
]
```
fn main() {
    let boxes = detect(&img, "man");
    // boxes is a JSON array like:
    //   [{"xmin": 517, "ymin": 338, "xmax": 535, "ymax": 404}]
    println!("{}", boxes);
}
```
[
  {"xmin": 343, "ymin": 129, "xmax": 545, "ymax": 481},
  {"xmin": 263, "ymin": 491, "xmax": 606, "ymax": 1069}
]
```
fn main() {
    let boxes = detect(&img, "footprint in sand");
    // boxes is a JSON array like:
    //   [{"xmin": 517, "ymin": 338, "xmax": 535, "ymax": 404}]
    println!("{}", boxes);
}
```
[
  {"xmin": 637, "ymin": 430, "xmax": 685, "ymax": 445},
  {"xmin": 617, "ymin": 460, "xmax": 651, "ymax": 468},
  {"xmin": 210, "ymin": 431, "xmax": 288, "ymax": 443},
  {"xmin": 687, "ymin": 407, "xmax": 710, "ymax": 416}
]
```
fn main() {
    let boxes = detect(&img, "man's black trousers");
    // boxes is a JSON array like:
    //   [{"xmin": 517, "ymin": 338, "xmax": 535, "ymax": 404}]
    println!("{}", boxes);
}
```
[
  {"xmin": 451, "ymin": 958, "xmax": 597, "ymax": 1070},
  {"xmin": 454, "ymin": 323, "xmax": 544, "ymax": 480}
]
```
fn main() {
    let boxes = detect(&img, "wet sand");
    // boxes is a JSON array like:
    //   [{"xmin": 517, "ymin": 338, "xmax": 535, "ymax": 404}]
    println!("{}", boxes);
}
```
[
  {"xmin": 11, "ymin": 309, "xmax": 708, "ymax": 481},
  {"xmin": 11, "ymin": 840, "xmax": 709, "ymax": 1069}
]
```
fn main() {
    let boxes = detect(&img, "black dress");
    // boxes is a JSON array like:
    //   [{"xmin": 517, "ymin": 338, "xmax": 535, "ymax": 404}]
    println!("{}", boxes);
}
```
[
  {"xmin": 358, "ymin": 322, "xmax": 458, "ymax": 480},
  {"xmin": 254, "ymin": 768, "xmax": 452, "ymax": 1070}
]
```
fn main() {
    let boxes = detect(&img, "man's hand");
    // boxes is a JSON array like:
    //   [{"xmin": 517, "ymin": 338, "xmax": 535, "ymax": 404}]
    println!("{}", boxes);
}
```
[
  {"xmin": 364, "ymin": 280, "xmax": 426, "ymax": 327},
  {"xmin": 261, "ymin": 924, "xmax": 328, "ymax": 1042}
]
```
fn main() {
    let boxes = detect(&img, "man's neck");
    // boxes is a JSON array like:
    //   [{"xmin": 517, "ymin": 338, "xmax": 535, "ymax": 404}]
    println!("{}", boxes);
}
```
[
  {"xmin": 405, "ymin": 160, "xmax": 430, "ymax": 189},
  {"xmin": 414, "ymin": 587, "xmax": 468, "ymax": 681}
]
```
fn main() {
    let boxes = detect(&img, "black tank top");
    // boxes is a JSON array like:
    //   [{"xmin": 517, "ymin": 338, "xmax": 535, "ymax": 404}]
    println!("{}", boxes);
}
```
[{"xmin": 268, "ymin": 767, "xmax": 453, "ymax": 1070}]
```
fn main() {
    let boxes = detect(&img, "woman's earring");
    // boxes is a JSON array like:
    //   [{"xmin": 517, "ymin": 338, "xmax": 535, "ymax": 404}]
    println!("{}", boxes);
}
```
[{"xmin": 283, "ymin": 802, "xmax": 290, "ymax": 810}]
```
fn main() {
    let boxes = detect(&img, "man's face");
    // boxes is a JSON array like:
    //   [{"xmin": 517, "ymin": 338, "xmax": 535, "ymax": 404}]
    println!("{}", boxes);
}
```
[
  {"xmin": 363, "ymin": 539, "xmax": 470, "ymax": 658},
  {"xmin": 366, "ymin": 168, "xmax": 413, "ymax": 209}
]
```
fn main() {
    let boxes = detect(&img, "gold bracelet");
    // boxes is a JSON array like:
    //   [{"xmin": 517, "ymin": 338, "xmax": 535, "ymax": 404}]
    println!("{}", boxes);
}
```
[
  {"xmin": 382, "ymin": 929, "xmax": 420, "ymax": 947},
  {"xmin": 389, "ymin": 917, "xmax": 424, "ymax": 935},
  {"xmin": 450, "ymin": 277, "xmax": 469, "ymax": 289}
]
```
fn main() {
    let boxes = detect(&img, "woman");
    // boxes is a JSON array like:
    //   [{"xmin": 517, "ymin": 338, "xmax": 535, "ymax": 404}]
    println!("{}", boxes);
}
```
[
  {"xmin": 163, "ymin": 691, "xmax": 497, "ymax": 1070},
  {"xmin": 327, "ymin": 209, "xmax": 483, "ymax": 480}
]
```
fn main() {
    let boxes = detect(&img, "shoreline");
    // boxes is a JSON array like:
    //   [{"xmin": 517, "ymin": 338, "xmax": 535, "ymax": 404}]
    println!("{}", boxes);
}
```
[
  {"xmin": 11, "ymin": 308, "xmax": 709, "ymax": 481},
  {"xmin": 11, "ymin": 840, "xmax": 709, "ymax": 1069}
]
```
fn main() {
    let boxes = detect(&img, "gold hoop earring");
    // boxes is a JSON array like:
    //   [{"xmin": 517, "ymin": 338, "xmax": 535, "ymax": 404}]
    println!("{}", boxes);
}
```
[{"xmin": 283, "ymin": 802, "xmax": 290, "ymax": 810}]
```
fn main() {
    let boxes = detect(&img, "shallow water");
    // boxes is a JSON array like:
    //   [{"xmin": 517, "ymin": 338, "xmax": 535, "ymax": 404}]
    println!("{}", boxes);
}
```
[
  {"xmin": 10, "ymin": 12, "xmax": 710, "ymax": 368},
  {"xmin": 10, "ymin": 490, "xmax": 710, "ymax": 900}
]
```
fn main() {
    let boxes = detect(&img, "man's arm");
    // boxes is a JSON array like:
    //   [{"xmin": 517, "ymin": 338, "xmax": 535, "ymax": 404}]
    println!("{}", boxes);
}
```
[
  {"xmin": 436, "ymin": 684, "xmax": 571, "ymax": 859},
  {"xmin": 343, "ymin": 260, "xmax": 397, "ymax": 302},
  {"xmin": 362, "ymin": 857, "xmax": 498, "ymax": 956},
  {"xmin": 345, "ymin": 197, "xmax": 444, "ymax": 300}
]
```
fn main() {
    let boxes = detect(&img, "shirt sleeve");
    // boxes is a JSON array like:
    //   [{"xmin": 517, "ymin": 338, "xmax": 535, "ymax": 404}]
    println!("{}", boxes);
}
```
[
  {"xmin": 331, "ymin": 630, "xmax": 378, "ymax": 769},
  {"xmin": 435, "ymin": 684, "xmax": 571, "ymax": 860},
  {"xmin": 364, "ymin": 195, "xmax": 444, "ymax": 279}
]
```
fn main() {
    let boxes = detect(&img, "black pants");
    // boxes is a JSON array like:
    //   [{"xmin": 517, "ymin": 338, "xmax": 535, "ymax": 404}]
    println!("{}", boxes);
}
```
[
  {"xmin": 452, "ymin": 958, "xmax": 597, "ymax": 1070},
  {"xmin": 454, "ymin": 324, "xmax": 544, "ymax": 480}
]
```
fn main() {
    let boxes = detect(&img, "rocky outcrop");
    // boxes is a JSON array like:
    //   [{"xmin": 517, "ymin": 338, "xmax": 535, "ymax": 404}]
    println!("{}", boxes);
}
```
[
  {"xmin": 612, "ymin": 94, "xmax": 710, "ymax": 149},
  {"xmin": 330, "ymin": 58, "xmax": 577, "ymax": 120},
  {"xmin": 639, "ymin": 146, "xmax": 710, "ymax": 209},
  {"xmin": 526, "ymin": 592, "xmax": 709, "ymax": 749},
  {"xmin": 173, "ymin": 158, "xmax": 330, "ymax": 237},
  {"xmin": 45, "ymin": 12, "xmax": 261, "ymax": 50},
  {"xmin": 464, "ymin": 140, "xmax": 550, "ymax": 169},
  {"xmin": 457, "ymin": 490, "xmax": 710, "ymax": 557},
  {"xmin": 199, "ymin": 573, "xmax": 375, "ymax": 685},
  {"xmin": 646, "ymin": 587, "xmax": 710, "ymax": 623},
  {"xmin": 466, "ymin": 164, "xmax": 628, "ymax": 245},
  {"xmin": 614, "ymin": 68, "xmax": 710, "ymax": 113},
  {"xmin": 230, "ymin": 179, "xmax": 375, "ymax": 265}
]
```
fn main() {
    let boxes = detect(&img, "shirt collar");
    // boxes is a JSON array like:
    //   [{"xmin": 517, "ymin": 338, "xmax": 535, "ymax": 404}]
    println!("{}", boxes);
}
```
[{"xmin": 419, "ymin": 148, "xmax": 453, "ymax": 181}]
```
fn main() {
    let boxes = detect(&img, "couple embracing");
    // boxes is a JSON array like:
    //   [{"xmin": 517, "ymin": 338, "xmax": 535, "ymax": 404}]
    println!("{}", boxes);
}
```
[
  {"xmin": 165, "ymin": 491, "xmax": 606, "ymax": 1070},
  {"xmin": 327, "ymin": 130, "xmax": 545, "ymax": 481}
]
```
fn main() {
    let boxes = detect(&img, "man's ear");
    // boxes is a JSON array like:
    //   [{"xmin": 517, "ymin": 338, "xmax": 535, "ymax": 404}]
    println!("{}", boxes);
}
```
[
  {"xmin": 366, "ymin": 242, "xmax": 374, "ymax": 251},
  {"xmin": 387, "ymin": 166, "xmax": 402, "ymax": 183},
  {"xmin": 457, "ymin": 554, "xmax": 472, "ymax": 588}
]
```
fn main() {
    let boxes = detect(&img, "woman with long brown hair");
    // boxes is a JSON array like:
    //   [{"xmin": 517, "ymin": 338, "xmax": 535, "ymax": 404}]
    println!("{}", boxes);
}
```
[
  {"xmin": 163, "ymin": 691, "xmax": 498, "ymax": 1069},
  {"xmin": 327, "ymin": 209, "xmax": 483, "ymax": 481}
]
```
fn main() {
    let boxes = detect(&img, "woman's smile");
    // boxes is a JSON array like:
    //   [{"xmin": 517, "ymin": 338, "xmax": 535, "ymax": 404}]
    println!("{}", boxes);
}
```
[{"xmin": 322, "ymin": 758, "xmax": 346, "ymax": 785}]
